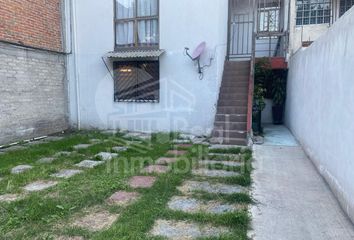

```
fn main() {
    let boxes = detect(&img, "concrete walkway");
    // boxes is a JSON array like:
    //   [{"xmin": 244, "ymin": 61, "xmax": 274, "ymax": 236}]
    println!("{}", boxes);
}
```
[{"xmin": 250, "ymin": 125, "xmax": 354, "ymax": 240}]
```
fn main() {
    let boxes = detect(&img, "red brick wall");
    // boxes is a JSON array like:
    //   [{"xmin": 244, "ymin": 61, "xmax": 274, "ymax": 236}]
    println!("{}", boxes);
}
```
[{"xmin": 0, "ymin": 0, "xmax": 63, "ymax": 52}]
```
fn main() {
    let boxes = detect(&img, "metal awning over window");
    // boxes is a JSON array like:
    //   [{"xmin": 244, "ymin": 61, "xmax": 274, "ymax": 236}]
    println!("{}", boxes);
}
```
[{"xmin": 104, "ymin": 49, "xmax": 165, "ymax": 59}]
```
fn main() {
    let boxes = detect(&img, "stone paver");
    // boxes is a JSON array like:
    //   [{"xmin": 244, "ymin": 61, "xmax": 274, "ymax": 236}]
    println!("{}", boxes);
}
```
[
  {"xmin": 168, "ymin": 196, "xmax": 241, "ymax": 214},
  {"xmin": 112, "ymin": 146, "xmax": 128, "ymax": 152},
  {"xmin": 156, "ymin": 157, "xmax": 178, "ymax": 165},
  {"xmin": 73, "ymin": 144, "xmax": 91, "ymax": 150},
  {"xmin": 172, "ymin": 139, "xmax": 191, "ymax": 144},
  {"xmin": 11, "ymin": 165, "xmax": 33, "ymax": 174},
  {"xmin": 107, "ymin": 191, "xmax": 140, "ymax": 206},
  {"xmin": 179, "ymin": 134, "xmax": 197, "ymax": 140},
  {"xmin": 89, "ymin": 139, "xmax": 101, "ymax": 143},
  {"xmin": 51, "ymin": 169, "xmax": 83, "ymax": 179},
  {"xmin": 175, "ymin": 144, "xmax": 193, "ymax": 148},
  {"xmin": 0, "ymin": 194, "xmax": 22, "ymax": 203},
  {"xmin": 178, "ymin": 180, "xmax": 246, "ymax": 195},
  {"xmin": 142, "ymin": 165, "xmax": 169, "ymax": 174},
  {"xmin": 72, "ymin": 210, "xmax": 119, "ymax": 231},
  {"xmin": 54, "ymin": 151, "xmax": 72, "ymax": 157},
  {"xmin": 37, "ymin": 157, "xmax": 56, "ymax": 164},
  {"xmin": 128, "ymin": 176, "xmax": 156, "ymax": 189},
  {"xmin": 150, "ymin": 219, "xmax": 229, "ymax": 239},
  {"xmin": 95, "ymin": 152, "xmax": 118, "ymax": 161},
  {"xmin": 75, "ymin": 160, "xmax": 104, "ymax": 168},
  {"xmin": 199, "ymin": 160, "xmax": 242, "ymax": 167},
  {"xmin": 167, "ymin": 150, "xmax": 187, "ymax": 156},
  {"xmin": 55, "ymin": 236, "xmax": 84, "ymax": 240},
  {"xmin": 24, "ymin": 180, "xmax": 58, "ymax": 192},
  {"xmin": 192, "ymin": 169, "xmax": 240, "ymax": 178}
]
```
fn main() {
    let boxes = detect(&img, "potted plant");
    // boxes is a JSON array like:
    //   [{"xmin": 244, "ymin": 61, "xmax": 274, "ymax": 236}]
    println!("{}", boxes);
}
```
[
  {"xmin": 272, "ymin": 77, "xmax": 286, "ymax": 124},
  {"xmin": 252, "ymin": 84, "xmax": 266, "ymax": 134}
]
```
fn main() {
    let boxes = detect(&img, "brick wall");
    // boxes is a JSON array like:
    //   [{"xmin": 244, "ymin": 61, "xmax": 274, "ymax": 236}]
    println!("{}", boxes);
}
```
[
  {"xmin": 0, "ymin": 42, "xmax": 68, "ymax": 145},
  {"xmin": 0, "ymin": 0, "xmax": 63, "ymax": 52}
]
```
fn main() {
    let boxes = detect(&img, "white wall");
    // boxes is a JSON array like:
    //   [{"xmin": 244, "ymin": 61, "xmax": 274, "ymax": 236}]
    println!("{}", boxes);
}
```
[
  {"xmin": 68, "ymin": 0, "xmax": 228, "ymax": 135},
  {"xmin": 285, "ymin": 7, "xmax": 354, "ymax": 223}
]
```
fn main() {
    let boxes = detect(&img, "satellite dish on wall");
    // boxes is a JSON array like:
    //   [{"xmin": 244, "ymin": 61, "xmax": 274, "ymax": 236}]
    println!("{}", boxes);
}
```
[{"xmin": 185, "ymin": 42, "xmax": 207, "ymax": 75}]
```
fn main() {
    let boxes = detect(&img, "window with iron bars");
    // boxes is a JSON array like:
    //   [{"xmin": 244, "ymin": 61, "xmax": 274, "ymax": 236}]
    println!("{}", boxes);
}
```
[
  {"xmin": 296, "ymin": 0, "xmax": 331, "ymax": 25},
  {"xmin": 340, "ymin": 0, "xmax": 354, "ymax": 16}
]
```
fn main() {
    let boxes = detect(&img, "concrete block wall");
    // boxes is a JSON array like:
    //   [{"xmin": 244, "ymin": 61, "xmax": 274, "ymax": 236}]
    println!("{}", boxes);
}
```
[{"xmin": 0, "ymin": 42, "xmax": 68, "ymax": 145}]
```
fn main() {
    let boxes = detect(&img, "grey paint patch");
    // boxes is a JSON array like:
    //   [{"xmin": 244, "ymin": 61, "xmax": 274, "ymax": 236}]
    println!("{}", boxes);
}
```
[
  {"xmin": 178, "ymin": 180, "xmax": 246, "ymax": 195},
  {"xmin": 75, "ymin": 160, "xmax": 104, "ymax": 169},
  {"xmin": 24, "ymin": 180, "xmax": 58, "ymax": 192},
  {"xmin": 192, "ymin": 169, "xmax": 240, "ymax": 178},
  {"xmin": 150, "ymin": 219, "xmax": 229, "ymax": 239},
  {"xmin": 11, "ymin": 165, "xmax": 33, "ymax": 174},
  {"xmin": 51, "ymin": 169, "xmax": 83, "ymax": 179}
]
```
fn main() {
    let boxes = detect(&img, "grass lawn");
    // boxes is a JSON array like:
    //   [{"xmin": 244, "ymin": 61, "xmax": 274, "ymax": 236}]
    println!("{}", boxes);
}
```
[{"xmin": 0, "ymin": 131, "xmax": 252, "ymax": 240}]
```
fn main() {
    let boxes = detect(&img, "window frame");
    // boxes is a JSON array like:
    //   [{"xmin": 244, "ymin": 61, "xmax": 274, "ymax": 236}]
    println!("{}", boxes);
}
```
[
  {"xmin": 295, "ymin": 0, "xmax": 332, "ymax": 26},
  {"xmin": 113, "ymin": 0, "xmax": 160, "ymax": 51}
]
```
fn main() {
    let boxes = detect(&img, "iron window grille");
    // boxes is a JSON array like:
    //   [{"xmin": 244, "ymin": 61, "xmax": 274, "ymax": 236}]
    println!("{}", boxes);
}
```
[
  {"xmin": 296, "ymin": 0, "xmax": 331, "ymax": 25},
  {"xmin": 258, "ymin": 4, "xmax": 281, "ymax": 33},
  {"xmin": 339, "ymin": 0, "xmax": 354, "ymax": 16},
  {"xmin": 114, "ymin": 0, "xmax": 159, "ymax": 50},
  {"xmin": 114, "ymin": 61, "xmax": 160, "ymax": 102}
]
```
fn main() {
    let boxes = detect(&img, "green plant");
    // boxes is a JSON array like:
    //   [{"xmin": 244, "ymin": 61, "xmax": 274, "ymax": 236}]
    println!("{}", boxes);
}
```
[
  {"xmin": 253, "ymin": 84, "xmax": 266, "ymax": 112},
  {"xmin": 272, "ymin": 77, "xmax": 286, "ymax": 106},
  {"xmin": 255, "ymin": 58, "xmax": 272, "ymax": 86}
]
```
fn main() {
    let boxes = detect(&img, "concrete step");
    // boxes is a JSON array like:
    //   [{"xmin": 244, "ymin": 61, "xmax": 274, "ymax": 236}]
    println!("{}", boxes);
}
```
[
  {"xmin": 220, "ymin": 81, "xmax": 249, "ymax": 88},
  {"xmin": 222, "ymin": 76, "xmax": 249, "ymax": 82},
  {"xmin": 217, "ymin": 99, "xmax": 248, "ymax": 107},
  {"xmin": 212, "ymin": 129, "xmax": 247, "ymax": 139},
  {"xmin": 218, "ymin": 93, "xmax": 248, "ymax": 100},
  {"xmin": 215, "ymin": 114, "xmax": 247, "ymax": 122},
  {"xmin": 217, "ymin": 106, "xmax": 248, "ymax": 114},
  {"xmin": 210, "ymin": 137, "xmax": 248, "ymax": 146},
  {"xmin": 214, "ymin": 121, "xmax": 247, "ymax": 130},
  {"xmin": 219, "ymin": 87, "xmax": 249, "ymax": 94}
]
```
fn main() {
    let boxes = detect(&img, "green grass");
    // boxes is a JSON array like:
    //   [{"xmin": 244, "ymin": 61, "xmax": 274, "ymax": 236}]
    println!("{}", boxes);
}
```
[{"xmin": 0, "ymin": 132, "xmax": 253, "ymax": 240}]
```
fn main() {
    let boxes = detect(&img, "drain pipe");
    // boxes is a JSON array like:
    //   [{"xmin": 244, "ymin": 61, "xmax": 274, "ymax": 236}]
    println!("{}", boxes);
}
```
[{"xmin": 70, "ymin": 0, "xmax": 81, "ymax": 130}]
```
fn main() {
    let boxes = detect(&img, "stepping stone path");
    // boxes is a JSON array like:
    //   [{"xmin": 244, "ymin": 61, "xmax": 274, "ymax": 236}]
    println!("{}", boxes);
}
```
[
  {"xmin": 75, "ymin": 160, "xmax": 104, "ymax": 168},
  {"xmin": 178, "ymin": 181, "xmax": 246, "ymax": 195},
  {"xmin": 150, "ymin": 219, "xmax": 229, "ymax": 239},
  {"xmin": 167, "ymin": 150, "xmax": 188, "ymax": 156},
  {"xmin": 142, "ymin": 165, "xmax": 169, "ymax": 174},
  {"xmin": 73, "ymin": 144, "xmax": 91, "ymax": 150},
  {"xmin": 112, "ymin": 146, "xmax": 128, "ymax": 152},
  {"xmin": 54, "ymin": 151, "xmax": 72, "ymax": 157},
  {"xmin": 89, "ymin": 139, "xmax": 101, "ymax": 143},
  {"xmin": 55, "ymin": 236, "xmax": 84, "ymax": 240},
  {"xmin": 51, "ymin": 169, "xmax": 83, "ymax": 179},
  {"xmin": 128, "ymin": 176, "xmax": 156, "ymax": 189},
  {"xmin": 168, "ymin": 196, "xmax": 241, "ymax": 214},
  {"xmin": 24, "ymin": 180, "xmax": 58, "ymax": 192},
  {"xmin": 11, "ymin": 165, "xmax": 33, "ymax": 174},
  {"xmin": 175, "ymin": 144, "xmax": 193, "ymax": 148},
  {"xmin": 172, "ymin": 139, "xmax": 191, "ymax": 144},
  {"xmin": 156, "ymin": 157, "xmax": 178, "ymax": 165},
  {"xmin": 72, "ymin": 209, "xmax": 119, "ymax": 231},
  {"xmin": 199, "ymin": 160, "xmax": 242, "ymax": 167},
  {"xmin": 95, "ymin": 152, "xmax": 118, "ymax": 161},
  {"xmin": 192, "ymin": 169, "xmax": 240, "ymax": 178},
  {"xmin": 0, "ymin": 194, "xmax": 22, "ymax": 203},
  {"xmin": 37, "ymin": 157, "xmax": 56, "ymax": 164},
  {"xmin": 107, "ymin": 191, "xmax": 140, "ymax": 206}
]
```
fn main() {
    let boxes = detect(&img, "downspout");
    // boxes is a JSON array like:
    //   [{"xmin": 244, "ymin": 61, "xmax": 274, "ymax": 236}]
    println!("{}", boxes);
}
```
[{"xmin": 70, "ymin": 0, "xmax": 81, "ymax": 130}]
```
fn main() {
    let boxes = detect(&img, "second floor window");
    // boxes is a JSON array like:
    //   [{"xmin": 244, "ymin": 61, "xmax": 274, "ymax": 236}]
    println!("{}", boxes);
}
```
[
  {"xmin": 115, "ymin": 0, "xmax": 159, "ymax": 49},
  {"xmin": 296, "ymin": 0, "xmax": 331, "ymax": 25}
]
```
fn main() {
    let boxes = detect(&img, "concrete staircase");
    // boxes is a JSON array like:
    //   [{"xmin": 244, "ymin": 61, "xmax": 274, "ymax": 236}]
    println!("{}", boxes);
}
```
[{"xmin": 211, "ymin": 61, "xmax": 250, "ymax": 146}]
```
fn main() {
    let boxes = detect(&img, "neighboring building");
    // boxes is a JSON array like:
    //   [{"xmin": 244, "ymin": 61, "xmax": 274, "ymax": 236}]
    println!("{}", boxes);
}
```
[{"xmin": 0, "ymin": 0, "xmax": 68, "ymax": 145}]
